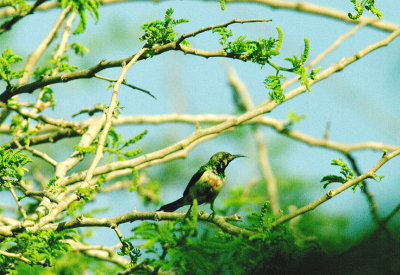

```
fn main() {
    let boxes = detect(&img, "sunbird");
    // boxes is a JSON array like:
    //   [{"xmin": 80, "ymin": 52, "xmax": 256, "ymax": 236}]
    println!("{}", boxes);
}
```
[{"xmin": 157, "ymin": 152, "xmax": 245, "ymax": 215}]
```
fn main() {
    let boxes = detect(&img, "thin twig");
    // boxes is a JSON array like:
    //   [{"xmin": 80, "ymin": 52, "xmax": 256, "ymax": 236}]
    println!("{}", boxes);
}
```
[
  {"xmin": 94, "ymin": 74, "xmax": 157, "ymax": 99},
  {"xmin": 381, "ymin": 203, "xmax": 400, "ymax": 225},
  {"xmin": 9, "ymin": 184, "xmax": 27, "ymax": 219},
  {"xmin": 176, "ymin": 18, "xmax": 272, "ymax": 43}
]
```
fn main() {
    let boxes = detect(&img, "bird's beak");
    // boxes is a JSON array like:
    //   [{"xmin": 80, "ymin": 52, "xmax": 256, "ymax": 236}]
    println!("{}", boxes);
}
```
[{"xmin": 233, "ymin": 154, "xmax": 246, "ymax": 159}]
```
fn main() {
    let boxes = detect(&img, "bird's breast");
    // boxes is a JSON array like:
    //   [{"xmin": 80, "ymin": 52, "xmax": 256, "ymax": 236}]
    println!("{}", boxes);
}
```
[
  {"xmin": 187, "ymin": 169, "xmax": 225, "ymax": 204},
  {"xmin": 200, "ymin": 170, "xmax": 225, "ymax": 191}
]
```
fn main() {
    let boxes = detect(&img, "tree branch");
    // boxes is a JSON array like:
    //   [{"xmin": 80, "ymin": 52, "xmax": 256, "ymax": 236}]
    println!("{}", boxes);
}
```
[
  {"xmin": 0, "ymin": 0, "xmax": 48, "ymax": 35},
  {"xmin": 42, "ymin": 211, "xmax": 255, "ymax": 237},
  {"xmin": 271, "ymin": 147, "xmax": 400, "ymax": 227},
  {"xmin": 229, "ymin": 0, "xmax": 398, "ymax": 32}
]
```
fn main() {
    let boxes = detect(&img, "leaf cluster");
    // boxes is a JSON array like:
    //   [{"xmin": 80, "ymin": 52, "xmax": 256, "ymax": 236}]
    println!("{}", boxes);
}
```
[
  {"xmin": 0, "ymin": 144, "xmax": 31, "ymax": 190},
  {"xmin": 213, "ymin": 27, "xmax": 319, "ymax": 103},
  {"xmin": 214, "ymin": 26, "xmax": 281, "ymax": 66},
  {"xmin": 118, "ymin": 238, "xmax": 142, "ymax": 266},
  {"xmin": 0, "ymin": 229, "xmax": 75, "ymax": 273},
  {"xmin": 46, "ymin": 176, "xmax": 61, "ymax": 194},
  {"xmin": 8, "ymin": 112, "xmax": 41, "ymax": 146},
  {"xmin": 129, "ymin": 215, "xmax": 199, "ymax": 272},
  {"xmin": 287, "ymin": 111, "xmax": 307, "ymax": 125},
  {"xmin": 0, "ymin": 48, "xmax": 25, "ymax": 87},
  {"xmin": 126, "ymin": 202, "xmax": 300, "ymax": 273},
  {"xmin": 60, "ymin": 0, "xmax": 100, "ymax": 34},
  {"xmin": 140, "ymin": 8, "xmax": 189, "ymax": 48},
  {"xmin": 265, "ymin": 74, "xmax": 285, "ymax": 103},
  {"xmin": 219, "ymin": 0, "xmax": 226, "ymax": 10},
  {"xmin": 320, "ymin": 158, "xmax": 361, "ymax": 191}
]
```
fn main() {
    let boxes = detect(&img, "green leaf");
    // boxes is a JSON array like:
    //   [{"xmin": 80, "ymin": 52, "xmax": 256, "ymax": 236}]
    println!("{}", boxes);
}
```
[
  {"xmin": 70, "ymin": 42, "xmax": 89, "ymax": 56},
  {"xmin": 61, "ymin": 0, "xmax": 100, "ymax": 34},
  {"xmin": 220, "ymin": 0, "xmax": 225, "ymax": 10},
  {"xmin": 287, "ymin": 111, "xmax": 306, "ymax": 124},
  {"xmin": 265, "ymin": 74, "xmax": 285, "ymax": 103},
  {"xmin": 0, "ymin": 47, "xmax": 25, "ymax": 84},
  {"xmin": 320, "ymin": 158, "xmax": 356, "ymax": 189},
  {"xmin": 0, "ymin": 145, "xmax": 31, "ymax": 189},
  {"xmin": 348, "ymin": 0, "xmax": 382, "ymax": 20}
]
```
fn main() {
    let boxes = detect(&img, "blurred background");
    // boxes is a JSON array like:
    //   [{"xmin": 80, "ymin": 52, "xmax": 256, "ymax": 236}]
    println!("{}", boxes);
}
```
[{"xmin": 1, "ymin": 0, "xmax": 399, "ymax": 269}]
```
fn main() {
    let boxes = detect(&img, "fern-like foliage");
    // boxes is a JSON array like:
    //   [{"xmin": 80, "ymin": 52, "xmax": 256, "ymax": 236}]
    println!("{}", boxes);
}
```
[
  {"xmin": 140, "ymin": 8, "xmax": 189, "ymax": 48},
  {"xmin": 0, "ymin": 47, "xmax": 24, "ymax": 87},
  {"xmin": 320, "ymin": 158, "xmax": 359, "ymax": 191},
  {"xmin": 348, "ymin": 0, "xmax": 382, "ymax": 20},
  {"xmin": 0, "ymin": 144, "xmax": 31, "ymax": 190},
  {"xmin": 60, "ymin": 0, "xmax": 100, "ymax": 34},
  {"xmin": 213, "ymin": 26, "xmax": 319, "ymax": 103},
  {"xmin": 127, "ymin": 202, "xmax": 302, "ymax": 273},
  {"xmin": 1, "ymin": 229, "xmax": 75, "ymax": 272}
]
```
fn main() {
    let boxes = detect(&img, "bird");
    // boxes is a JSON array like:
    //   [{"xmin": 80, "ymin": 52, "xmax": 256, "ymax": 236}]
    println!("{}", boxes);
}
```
[{"xmin": 157, "ymin": 152, "xmax": 245, "ymax": 216}]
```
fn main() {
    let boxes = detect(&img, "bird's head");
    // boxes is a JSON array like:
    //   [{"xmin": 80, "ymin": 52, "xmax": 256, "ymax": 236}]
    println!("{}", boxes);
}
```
[{"xmin": 208, "ymin": 152, "xmax": 245, "ymax": 174}]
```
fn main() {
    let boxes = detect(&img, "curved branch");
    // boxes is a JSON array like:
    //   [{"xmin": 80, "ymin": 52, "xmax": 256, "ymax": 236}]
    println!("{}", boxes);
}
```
[
  {"xmin": 112, "ymin": 114, "xmax": 398, "ymax": 154},
  {"xmin": 229, "ymin": 0, "xmax": 398, "ymax": 32}
]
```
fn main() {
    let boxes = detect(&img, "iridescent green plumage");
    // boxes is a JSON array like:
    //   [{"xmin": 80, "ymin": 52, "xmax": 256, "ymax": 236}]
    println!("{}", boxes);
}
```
[{"xmin": 157, "ymin": 152, "xmax": 245, "ymax": 215}]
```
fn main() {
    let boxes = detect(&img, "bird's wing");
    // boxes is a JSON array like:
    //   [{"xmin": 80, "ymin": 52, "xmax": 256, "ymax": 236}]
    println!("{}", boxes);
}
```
[{"xmin": 183, "ymin": 166, "xmax": 206, "ymax": 196}]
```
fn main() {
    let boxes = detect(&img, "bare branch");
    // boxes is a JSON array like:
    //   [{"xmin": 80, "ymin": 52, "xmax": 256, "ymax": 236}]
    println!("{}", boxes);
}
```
[
  {"xmin": 8, "ymin": 184, "xmax": 27, "ymax": 219},
  {"xmin": 94, "ymin": 74, "xmax": 157, "ymax": 99},
  {"xmin": 67, "ymin": 240, "xmax": 129, "ymax": 268},
  {"xmin": 0, "ymin": 249, "xmax": 33, "ymax": 265},
  {"xmin": 112, "ymin": 114, "xmax": 397, "ymax": 153},
  {"xmin": 23, "ymin": 145, "xmax": 58, "ymax": 167}
]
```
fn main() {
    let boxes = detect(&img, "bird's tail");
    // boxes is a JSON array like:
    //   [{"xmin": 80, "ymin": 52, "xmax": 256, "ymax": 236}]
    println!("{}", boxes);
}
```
[{"xmin": 157, "ymin": 197, "xmax": 185, "ymax": 212}]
